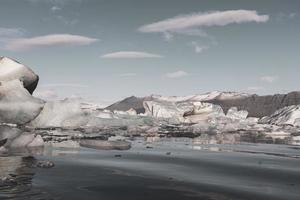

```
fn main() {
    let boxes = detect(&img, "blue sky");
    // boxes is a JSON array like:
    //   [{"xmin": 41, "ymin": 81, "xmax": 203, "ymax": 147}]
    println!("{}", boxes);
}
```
[{"xmin": 0, "ymin": 0, "xmax": 299, "ymax": 105}]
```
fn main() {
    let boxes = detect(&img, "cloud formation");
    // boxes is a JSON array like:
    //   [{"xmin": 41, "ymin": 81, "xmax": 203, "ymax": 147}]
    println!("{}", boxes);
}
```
[
  {"xmin": 5, "ymin": 34, "xmax": 98, "ymax": 51},
  {"xmin": 51, "ymin": 6, "xmax": 62, "ymax": 12},
  {"xmin": 260, "ymin": 75, "xmax": 278, "ymax": 83},
  {"xmin": 139, "ymin": 10, "xmax": 269, "ymax": 34},
  {"xmin": 165, "ymin": 70, "xmax": 189, "ymax": 78},
  {"xmin": 190, "ymin": 41, "xmax": 209, "ymax": 53},
  {"xmin": 101, "ymin": 51, "xmax": 162, "ymax": 59}
]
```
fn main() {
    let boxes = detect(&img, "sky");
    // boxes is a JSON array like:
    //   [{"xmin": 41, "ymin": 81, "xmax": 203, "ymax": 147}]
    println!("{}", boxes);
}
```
[{"xmin": 0, "ymin": 0, "xmax": 299, "ymax": 105}]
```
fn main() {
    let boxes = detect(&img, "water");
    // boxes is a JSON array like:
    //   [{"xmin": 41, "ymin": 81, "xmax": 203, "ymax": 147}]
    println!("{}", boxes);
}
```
[{"xmin": 1, "ymin": 138, "xmax": 300, "ymax": 200}]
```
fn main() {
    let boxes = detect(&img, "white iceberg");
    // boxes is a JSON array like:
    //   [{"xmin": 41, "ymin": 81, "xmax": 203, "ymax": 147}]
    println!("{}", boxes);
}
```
[
  {"xmin": 0, "ymin": 80, "xmax": 44, "ymax": 125},
  {"xmin": 226, "ymin": 107, "xmax": 248, "ymax": 120},
  {"xmin": 29, "ymin": 98, "xmax": 89, "ymax": 128},
  {"xmin": 0, "ymin": 57, "xmax": 39, "ymax": 94}
]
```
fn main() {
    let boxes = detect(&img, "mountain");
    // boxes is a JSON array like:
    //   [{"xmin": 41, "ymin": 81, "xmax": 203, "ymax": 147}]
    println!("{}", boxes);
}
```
[
  {"xmin": 105, "ymin": 96, "xmax": 154, "ymax": 114},
  {"xmin": 105, "ymin": 91, "xmax": 300, "ymax": 118}
]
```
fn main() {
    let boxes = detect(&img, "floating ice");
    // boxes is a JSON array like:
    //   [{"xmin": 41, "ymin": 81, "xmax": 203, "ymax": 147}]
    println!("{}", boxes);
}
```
[{"xmin": 80, "ymin": 139, "xmax": 131, "ymax": 150}]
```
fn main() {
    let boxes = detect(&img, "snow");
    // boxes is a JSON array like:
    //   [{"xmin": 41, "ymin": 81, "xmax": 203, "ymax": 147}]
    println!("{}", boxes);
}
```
[{"xmin": 151, "ymin": 91, "xmax": 251, "ymax": 102}]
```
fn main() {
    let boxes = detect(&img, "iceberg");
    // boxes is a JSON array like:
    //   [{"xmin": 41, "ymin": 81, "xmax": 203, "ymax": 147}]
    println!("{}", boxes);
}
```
[
  {"xmin": 0, "ymin": 57, "xmax": 39, "ymax": 94},
  {"xmin": 226, "ymin": 107, "xmax": 248, "ymax": 120},
  {"xmin": 0, "ymin": 80, "xmax": 44, "ymax": 125},
  {"xmin": 259, "ymin": 105, "xmax": 300, "ymax": 126},
  {"xmin": 29, "ymin": 98, "xmax": 89, "ymax": 128},
  {"xmin": 0, "ymin": 125, "xmax": 44, "ymax": 153}
]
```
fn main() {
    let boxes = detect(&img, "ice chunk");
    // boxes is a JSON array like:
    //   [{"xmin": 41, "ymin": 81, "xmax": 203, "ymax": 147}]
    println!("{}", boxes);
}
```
[
  {"xmin": 0, "ymin": 126, "xmax": 44, "ymax": 151},
  {"xmin": 184, "ymin": 102, "xmax": 225, "ymax": 123},
  {"xmin": 143, "ymin": 100, "xmax": 193, "ymax": 121},
  {"xmin": 29, "ymin": 98, "xmax": 89, "ymax": 128},
  {"xmin": 0, "ymin": 57, "xmax": 39, "ymax": 94},
  {"xmin": 226, "ymin": 107, "xmax": 248, "ymax": 120},
  {"xmin": 0, "ymin": 80, "xmax": 44, "ymax": 125},
  {"xmin": 143, "ymin": 100, "xmax": 225, "ymax": 123}
]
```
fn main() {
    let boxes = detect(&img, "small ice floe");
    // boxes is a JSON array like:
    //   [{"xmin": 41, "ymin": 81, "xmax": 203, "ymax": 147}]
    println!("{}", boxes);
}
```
[
  {"xmin": 35, "ymin": 160, "xmax": 55, "ymax": 168},
  {"xmin": 0, "ymin": 125, "xmax": 44, "ymax": 155},
  {"xmin": 79, "ymin": 139, "xmax": 131, "ymax": 150}
]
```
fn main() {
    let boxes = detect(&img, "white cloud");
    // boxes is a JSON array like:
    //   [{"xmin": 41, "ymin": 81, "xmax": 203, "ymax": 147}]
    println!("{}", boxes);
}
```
[
  {"xmin": 165, "ymin": 70, "xmax": 189, "ymax": 78},
  {"xmin": 101, "ymin": 51, "xmax": 162, "ymax": 59},
  {"xmin": 5, "ymin": 34, "xmax": 98, "ymax": 51},
  {"xmin": 139, "ymin": 10, "xmax": 269, "ymax": 34},
  {"xmin": 118, "ymin": 73, "xmax": 137, "ymax": 77},
  {"xmin": 190, "ymin": 41, "xmax": 209, "ymax": 53},
  {"xmin": 51, "ymin": 6, "xmax": 62, "ymax": 12},
  {"xmin": 260, "ymin": 75, "xmax": 278, "ymax": 83}
]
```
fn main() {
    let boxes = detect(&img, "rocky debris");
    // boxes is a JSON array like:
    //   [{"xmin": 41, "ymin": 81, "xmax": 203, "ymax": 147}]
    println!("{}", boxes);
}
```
[
  {"xmin": 0, "ymin": 57, "xmax": 39, "ymax": 94},
  {"xmin": 0, "ymin": 176, "xmax": 17, "ymax": 186}
]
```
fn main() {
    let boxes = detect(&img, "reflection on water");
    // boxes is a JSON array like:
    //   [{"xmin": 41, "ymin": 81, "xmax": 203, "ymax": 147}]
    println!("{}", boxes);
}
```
[{"xmin": 0, "ymin": 156, "xmax": 53, "ymax": 200}]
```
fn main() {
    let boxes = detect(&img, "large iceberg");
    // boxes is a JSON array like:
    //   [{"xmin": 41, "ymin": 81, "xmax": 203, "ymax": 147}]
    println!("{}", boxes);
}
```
[
  {"xmin": 29, "ymin": 99, "xmax": 90, "ymax": 128},
  {"xmin": 0, "ymin": 57, "xmax": 39, "ymax": 94},
  {"xmin": 0, "ymin": 80, "xmax": 44, "ymax": 125},
  {"xmin": 143, "ymin": 100, "xmax": 225, "ymax": 123}
]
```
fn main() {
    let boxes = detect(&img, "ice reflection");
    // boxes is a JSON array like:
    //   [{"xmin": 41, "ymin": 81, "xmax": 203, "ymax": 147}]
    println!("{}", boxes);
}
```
[{"xmin": 0, "ymin": 156, "xmax": 52, "ymax": 200}]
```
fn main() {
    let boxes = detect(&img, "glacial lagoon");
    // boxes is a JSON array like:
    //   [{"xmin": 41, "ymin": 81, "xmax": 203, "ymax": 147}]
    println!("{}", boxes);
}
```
[{"xmin": 1, "ymin": 137, "xmax": 300, "ymax": 200}]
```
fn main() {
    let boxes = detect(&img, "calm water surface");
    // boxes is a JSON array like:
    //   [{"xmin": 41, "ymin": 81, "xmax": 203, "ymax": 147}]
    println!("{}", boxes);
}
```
[{"xmin": 1, "ymin": 138, "xmax": 300, "ymax": 200}]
